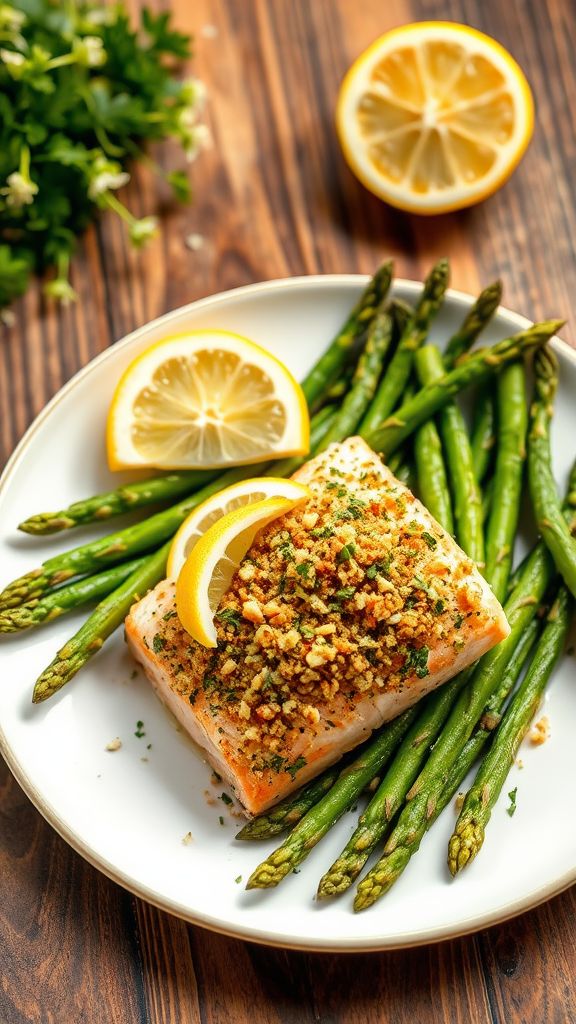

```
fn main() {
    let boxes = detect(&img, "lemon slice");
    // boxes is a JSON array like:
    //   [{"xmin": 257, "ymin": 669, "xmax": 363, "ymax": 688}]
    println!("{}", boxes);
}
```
[
  {"xmin": 107, "ymin": 330, "xmax": 309, "ymax": 470},
  {"xmin": 336, "ymin": 22, "xmax": 534, "ymax": 214},
  {"xmin": 167, "ymin": 476, "xmax": 310, "ymax": 578},
  {"xmin": 175, "ymin": 486, "xmax": 310, "ymax": 647}
]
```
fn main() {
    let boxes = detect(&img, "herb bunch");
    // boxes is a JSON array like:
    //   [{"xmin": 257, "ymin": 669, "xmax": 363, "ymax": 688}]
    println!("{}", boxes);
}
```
[{"xmin": 0, "ymin": 0, "xmax": 209, "ymax": 311}]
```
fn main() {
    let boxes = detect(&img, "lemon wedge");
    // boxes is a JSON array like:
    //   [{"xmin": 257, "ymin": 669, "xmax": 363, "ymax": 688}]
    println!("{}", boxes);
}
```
[
  {"xmin": 336, "ymin": 22, "xmax": 534, "ymax": 214},
  {"xmin": 175, "ymin": 484, "xmax": 310, "ymax": 647},
  {"xmin": 167, "ymin": 476, "xmax": 311, "ymax": 578},
  {"xmin": 106, "ymin": 330, "xmax": 309, "ymax": 470}
]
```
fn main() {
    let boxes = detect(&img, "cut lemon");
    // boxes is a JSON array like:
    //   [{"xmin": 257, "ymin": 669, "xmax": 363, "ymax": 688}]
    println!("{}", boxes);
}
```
[
  {"xmin": 336, "ymin": 22, "xmax": 534, "ymax": 214},
  {"xmin": 175, "ymin": 486, "xmax": 310, "ymax": 647},
  {"xmin": 167, "ymin": 476, "xmax": 310, "ymax": 578},
  {"xmin": 106, "ymin": 330, "xmax": 309, "ymax": 471}
]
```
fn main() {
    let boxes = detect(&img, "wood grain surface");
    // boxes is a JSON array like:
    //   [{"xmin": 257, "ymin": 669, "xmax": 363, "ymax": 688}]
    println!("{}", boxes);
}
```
[{"xmin": 1, "ymin": 1, "xmax": 576, "ymax": 1021}]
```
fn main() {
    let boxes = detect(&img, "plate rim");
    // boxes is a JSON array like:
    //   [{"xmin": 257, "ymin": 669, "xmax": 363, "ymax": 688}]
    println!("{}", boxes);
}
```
[{"xmin": 1, "ymin": 273, "xmax": 575, "ymax": 952}]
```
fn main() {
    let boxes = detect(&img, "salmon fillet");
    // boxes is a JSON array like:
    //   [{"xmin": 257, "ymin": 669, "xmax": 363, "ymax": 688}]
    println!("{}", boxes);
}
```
[{"xmin": 126, "ymin": 437, "xmax": 509, "ymax": 816}]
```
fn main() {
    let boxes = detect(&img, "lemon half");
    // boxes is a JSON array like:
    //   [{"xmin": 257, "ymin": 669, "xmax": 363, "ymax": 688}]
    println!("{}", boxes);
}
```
[
  {"xmin": 336, "ymin": 22, "xmax": 534, "ymax": 214},
  {"xmin": 175, "ymin": 485, "xmax": 310, "ymax": 647},
  {"xmin": 107, "ymin": 330, "xmax": 309, "ymax": 470}
]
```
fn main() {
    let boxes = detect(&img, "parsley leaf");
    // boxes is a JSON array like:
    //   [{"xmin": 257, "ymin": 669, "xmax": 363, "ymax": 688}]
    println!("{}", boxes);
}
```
[{"xmin": 507, "ymin": 787, "xmax": 518, "ymax": 817}]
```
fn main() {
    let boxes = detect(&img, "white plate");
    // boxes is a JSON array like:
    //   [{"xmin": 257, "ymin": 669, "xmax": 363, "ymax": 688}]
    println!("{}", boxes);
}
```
[{"xmin": 1, "ymin": 276, "xmax": 575, "ymax": 952}]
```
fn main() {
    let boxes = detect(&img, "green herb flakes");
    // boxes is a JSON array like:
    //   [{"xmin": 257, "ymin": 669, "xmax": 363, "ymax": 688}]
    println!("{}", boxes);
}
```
[
  {"xmin": 507, "ymin": 787, "xmax": 518, "ymax": 817},
  {"xmin": 152, "ymin": 633, "xmax": 166, "ymax": 653},
  {"xmin": 337, "ymin": 543, "xmax": 356, "ymax": 563}
]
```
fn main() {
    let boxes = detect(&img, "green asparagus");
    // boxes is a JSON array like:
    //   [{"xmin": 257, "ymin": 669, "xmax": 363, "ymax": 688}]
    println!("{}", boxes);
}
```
[
  {"xmin": 236, "ymin": 764, "xmax": 344, "ymax": 840},
  {"xmin": 484, "ymin": 362, "xmax": 528, "ymax": 601},
  {"xmin": 0, "ymin": 557, "xmax": 148, "ymax": 633},
  {"xmin": 471, "ymin": 385, "xmax": 496, "ymax": 484},
  {"xmin": 353, "ymin": 536, "xmax": 558, "ymax": 910},
  {"xmin": 358, "ymin": 259, "xmax": 449, "ymax": 438},
  {"xmin": 373, "ymin": 616, "xmax": 541, "ymax": 882},
  {"xmin": 316, "ymin": 677, "xmax": 470, "ymax": 898},
  {"xmin": 318, "ymin": 615, "xmax": 540, "ymax": 900},
  {"xmin": 411, "ymin": 360, "xmax": 455, "ymax": 534},
  {"xmin": 301, "ymin": 261, "xmax": 393, "ymax": 407},
  {"xmin": 448, "ymin": 584, "xmax": 572, "ymax": 875},
  {"xmin": 443, "ymin": 281, "xmax": 502, "ymax": 369},
  {"xmin": 32, "ymin": 542, "xmax": 171, "ymax": 703},
  {"xmin": 365, "ymin": 320, "xmax": 563, "ymax": 459},
  {"xmin": 528, "ymin": 346, "xmax": 576, "ymax": 598},
  {"xmin": 245, "ymin": 708, "xmax": 418, "ymax": 888},
  {"xmin": 418, "ymin": 345, "xmax": 484, "ymax": 564},
  {"xmin": 17, "ymin": 470, "xmax": 220, "ymax": 536},
  {"xmin": 317, "ymin": 306, "xmax": 395, "ymax": 450}
]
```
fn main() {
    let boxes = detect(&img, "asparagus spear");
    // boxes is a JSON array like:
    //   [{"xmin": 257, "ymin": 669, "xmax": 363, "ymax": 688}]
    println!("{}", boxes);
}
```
[
  {"xmin": 443, "ymin": 281, "xmax": 502, "ymax": 369},
  {"xmin": 471, "ymin": 385, "xmax": 496, "ymax": 484},
  {"xmin": 374, "ymin": 616, "xmax": 542, "ymax": 881},
  {"xmin": 317, "ymin": 615, "xmax": 540, "ymax": 899},
  {"xmin": 365, "ymin": 320, "xmax": 563, "ymax": 460},
  {"xmin": 32, "ymin": 543, "xmax": 171, "ymax": 703},
  {"xmin": 528, "ymin": 346, "xmax": 576, "ymax": 598},
  {"xmin": 236, "ymin": 763, "xmax": 345, "ymax": 840},
  {"xmin": 317, "ymin": 305, "xmax": 396, "ymax": 450},
  {"xmin": 448, "ymin": 584, "xmax": 572, "ymax": 875},
  {"xmin": 0, "ymin": 557, "xmax": 148, "ymax": 632},
  {"xmin": 245, "ymin": 708, "xmax": 418, "ymax": 888},
  {"xmin": 412, "ymin": 364, "xmax": 455, "ymax": 533},
  {"xmin": 353, "ymin": 536, "xmax": 558, "ymax": 910},
  {"xmin": 484, "ymin": 362, "xmax": 528, "ymax": 601},
  {"xmin": 0, "ymin": 406, "xmax": 336, "ymax": 612},
  {"xmin": 358, "ymin": 259, "xmax": 450, "ymax": 438},
  {"xmin": 301, "ymin": 261, "xmax": 393, "ymax": 407},
  {"xmin": 417, "ymin": 345, "xmax": 485, "ymax": 564},
  {"xmin": 17, "ymin": 470, "xmax": 220, "ymax": 536}
]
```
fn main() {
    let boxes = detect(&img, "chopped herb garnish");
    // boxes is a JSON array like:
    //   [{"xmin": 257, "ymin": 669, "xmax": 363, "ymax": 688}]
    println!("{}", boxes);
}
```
[
  {"xmin": 220, "ymin": 792, "xmax": 233, "ymax": 806},
  {"xmin": 152, "ymin": 633, "xmax": 166, "ymax": 653},
  {"xmin": 162, "ymin": 610, "xmax": 178, "ymax": 621},
  {"xmin": 401, "ymin": 646, "xmax": 430, "ymax": 679},
  {"xmin": 146, "ymin": 743, "xmax": 152, "ymax": 751},
  {"xmin": 507, "ymin": 787, "xmax": 518, "ymax": 817},
  {"xmin": 422, "ymin": 532, "xmax": 437, "ymax": 549},
  {"xmin": 216, "ymin": 608, "xmax": 241, "ymax": 631},
  {"xmin": 219, "ymin": 816, "xmax": 224, "ymax": 826},
  {"xmin": 336, "ymin": 586, "xmax": 356, "ymax": 602},
  {"xmin": 298, "ymin": 623, "xmax": 316, "ymax": 639},
  {"xmin": 135, "ymin": 720, "xmax": 146, "ymax": 738},
  {"xmin": 235, "ymin": 875, "xmax": 242, "ymax": 884},
  {"xmin": 434, "ymin": 599, "xmax": 445, "ymax": 615},
  {"xmin": 337, "ymin": 543, "xmax": 356, "ymax": 563},
  {"xmin": 311, "ymin": 525, "xmax": 335, "ymax": 539},
  {"xmin": 454, "ymin": 613, "xmax": 464, "ymax": 630},
  {"xmin": 366, "ymin": 554, "xmax": 392, "ymax": 579},
  {"xmin": 296, "ymin": 561, "xmax": 313, "ymax": 578},
  {"xmin": 287, "ymin": 756, "xmax": 307, "ymax": 779},
  {"xmin": 337, "ymin": 496, "xmax": 367, "ymax": 521}
]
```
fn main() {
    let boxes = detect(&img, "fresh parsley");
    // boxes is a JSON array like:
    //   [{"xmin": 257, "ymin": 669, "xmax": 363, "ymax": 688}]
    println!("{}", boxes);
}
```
[
  {"xmin": 401, "ymin": 646, "xmax": 430, "ymax": 679},
  {"xmin": 337, "ymin": 543, "xmax": 356, "ymax": 563},
  {"xmin": 0, "ymin": 1, "xmax": 207, "ymax": 313},
  {"xmin": 507, "ymin": 787, "xmax": 518, "ymax": 817}
]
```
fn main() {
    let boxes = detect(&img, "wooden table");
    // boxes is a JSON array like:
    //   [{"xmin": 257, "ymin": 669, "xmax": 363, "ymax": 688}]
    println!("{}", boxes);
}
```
[{"xmin": 2, "ymin": 1, "xmax": 576, "ymax": 1020}]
